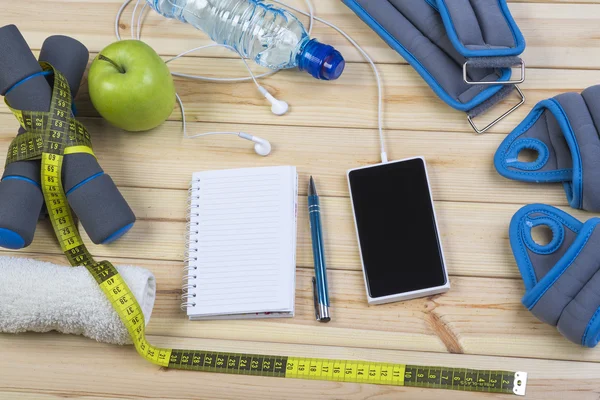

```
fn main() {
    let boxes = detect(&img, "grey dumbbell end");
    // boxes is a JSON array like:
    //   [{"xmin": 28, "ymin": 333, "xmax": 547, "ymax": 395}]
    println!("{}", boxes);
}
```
[
  {"xmin": 0, "ymin": 25, "xmax": 51, "ymax": 248},
  {"xmin": 0, "ymin": 180, "xmax": 43, "ymax": 248},
  {"xmin": 39, "ymin": 35, "xmax": 89, "ymax": 99},
  {"xmin": 61, "ymin": 151, "xmax": 136, "ymax": 244},
  {"xmin": 0, "ymin": 25, "xmax": 52, "ymax": 107},
  {"xmin": 67, "ymin": 173, "xmax": 136, "ymax": 244}
]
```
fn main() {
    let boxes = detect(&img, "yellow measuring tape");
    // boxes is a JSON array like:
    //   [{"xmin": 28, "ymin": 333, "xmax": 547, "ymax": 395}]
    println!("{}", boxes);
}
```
[{"xmin": 4, "ymin": 63, "xmax": 527, "ymax": 396}]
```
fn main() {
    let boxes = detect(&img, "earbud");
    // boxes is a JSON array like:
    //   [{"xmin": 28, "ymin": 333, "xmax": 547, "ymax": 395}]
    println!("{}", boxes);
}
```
[
  {"xmin": 238, "ymin": 133, "xmax": 272, "ymax": 156},
  {"xmin": 266, "ymin": 93, "xmax": 289, "ymax": 116},
  {"xmin": 259, "ymin": 86, "xmax": 289, "ymax": 116},
  {"xmin": 253, "ymin": 137, "xmax": 272, "ymax": 156}
]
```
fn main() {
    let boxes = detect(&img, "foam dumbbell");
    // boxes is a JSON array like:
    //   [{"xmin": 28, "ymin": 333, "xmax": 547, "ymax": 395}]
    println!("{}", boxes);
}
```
[{"xmin": 0, "ymin": 25, "xmax": 136, "ymax": 247}]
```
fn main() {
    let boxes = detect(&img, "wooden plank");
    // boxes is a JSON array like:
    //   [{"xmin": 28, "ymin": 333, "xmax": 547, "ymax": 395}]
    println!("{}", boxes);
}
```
[
  {"xmin": 146, "ymin": 268, "xmax": 600, "ymax": 363},
  {"xmin": 68, "ymin": 63, "xmax": 600, "ymax": 134},
  {"xmin": 5, "ymin": 1, "xmax": 600, "ymax": 69},
  {"xmin": 1, "ymin": 1, "xmax": 599, "ymax": 399},
  {"xmin": 0, "ymin": 114, "xmax": 579, "ymax": 204},
  {"xmin": 1, "ymin": 57, "xmax": 598, "ymax": 135},
  {"xmin": 1, "ymin": 60, "xmax": 593, "ymax": 134},
  {"xmin": 1, "ymin": 334, "xmax": 599, "ymax": 400},
  {"xmin": 0, "ymin": 251, "xmax": 594, "ymax": 363},
  {"xmin": 4, "ymin": 184, "xmax": 592, "ymax": 279}
]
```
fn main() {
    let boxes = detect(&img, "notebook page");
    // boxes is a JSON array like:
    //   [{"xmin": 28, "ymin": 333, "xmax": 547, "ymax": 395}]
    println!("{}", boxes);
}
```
[{"xmin": 187, "ymin": 166, "xmax": 296, "ymax": 317}]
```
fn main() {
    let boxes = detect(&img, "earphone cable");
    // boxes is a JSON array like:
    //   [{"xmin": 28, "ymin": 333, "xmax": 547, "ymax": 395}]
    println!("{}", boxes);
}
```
[
  {"xmin": 165, "ymin": 44, "xmax": 262, "ymax": 88},
  {"xmin": 271, "ymin": 0, "xmax": 386, "ymax": 162},
  {"xmin": 116, "ymin": 0, "xmax": 387, "ymax": 162},
  {"xmin": 131, "ymin": 0, "xmax": 141, "ymax": 41},
  {"xmin": 137, "ymin": 1, "xmax": 148, "ymax": 40}
]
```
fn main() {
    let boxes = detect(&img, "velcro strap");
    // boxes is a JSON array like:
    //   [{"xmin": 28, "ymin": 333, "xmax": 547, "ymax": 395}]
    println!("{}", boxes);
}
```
[
  {"xmin": 434, "ymin": 0, "xmax": 525, "ymax": 58},
  {"xmin": 342, "ymin": 0, "xmax": 524, "ymax": 114},
  {"xmin": 466, "ymin": 56, "xmax": 522, "ymax": 70},
  {"xmin": 495, "ymin": 85, "xmax": 600, "ymax": 211},
  {"xmin": 509, "ymin": 204, "xmax": 600, "ymax": 347}
]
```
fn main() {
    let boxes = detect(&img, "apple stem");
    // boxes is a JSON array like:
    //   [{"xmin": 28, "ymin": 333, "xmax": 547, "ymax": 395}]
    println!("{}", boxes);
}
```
[{"xmin": 98, "ymin": 54, "xmax": 126, "ymax": 74}]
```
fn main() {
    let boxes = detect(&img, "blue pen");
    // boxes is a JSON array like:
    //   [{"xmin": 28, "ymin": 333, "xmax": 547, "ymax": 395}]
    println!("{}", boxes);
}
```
[{"xmin": 308, "ymin": 176, "xmax": 331, "ymax": 322}]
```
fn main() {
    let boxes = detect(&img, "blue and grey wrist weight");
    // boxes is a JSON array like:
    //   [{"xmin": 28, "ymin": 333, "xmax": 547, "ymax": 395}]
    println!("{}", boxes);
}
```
[
  {"xmin": 510, "ymin": 204, "xmax": 600, "ymax": 347},
  {"xmin": 495, "ymin": 85, "xmax": 600, "ymax": 212}
]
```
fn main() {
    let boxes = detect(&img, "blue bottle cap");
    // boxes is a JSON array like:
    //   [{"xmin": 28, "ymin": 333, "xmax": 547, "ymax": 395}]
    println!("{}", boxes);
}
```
[{"xmin": 297, "ymin": 39, "xmax": 345, "ymax": 80}]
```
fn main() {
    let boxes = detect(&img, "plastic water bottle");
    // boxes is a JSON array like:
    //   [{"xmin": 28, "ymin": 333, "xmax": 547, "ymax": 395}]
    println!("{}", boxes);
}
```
[{"xmin": 147, "ymin": 0, "xmax": 346, "ymax": 80}]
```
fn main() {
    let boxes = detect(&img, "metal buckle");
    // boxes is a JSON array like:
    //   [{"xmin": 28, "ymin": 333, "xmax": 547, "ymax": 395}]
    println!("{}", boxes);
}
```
[
  {"xmin": 463, "ymin": 59, "xmax": 525, "ymax": 85},
  {"xmin": 468, "ymin": 85, "xmax": 525, "ymax": 134}
]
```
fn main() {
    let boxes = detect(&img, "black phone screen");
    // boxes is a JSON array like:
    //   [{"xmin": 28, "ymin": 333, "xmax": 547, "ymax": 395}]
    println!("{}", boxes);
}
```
[{"xmin": 348, "ymin": 158, "xmax": 446, "ymax": 298}]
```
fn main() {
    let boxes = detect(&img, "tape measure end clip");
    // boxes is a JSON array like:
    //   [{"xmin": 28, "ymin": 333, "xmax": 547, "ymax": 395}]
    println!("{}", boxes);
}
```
[{"xmin": 513, "ymin": 371, "xmax": 528, "ymax": 396}]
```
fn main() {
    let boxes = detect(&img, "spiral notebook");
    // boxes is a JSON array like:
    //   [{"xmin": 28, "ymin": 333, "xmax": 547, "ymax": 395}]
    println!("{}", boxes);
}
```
[{"xmin": 184, "ymin": 166, "xmax": 298, "ymax": 320}]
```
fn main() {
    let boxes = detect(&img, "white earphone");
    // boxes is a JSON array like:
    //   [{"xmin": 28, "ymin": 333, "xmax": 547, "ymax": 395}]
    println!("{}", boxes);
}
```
[
  {"xmin": 258, "ymin": 86, "xmax": 289, "ymax": 116},
  {"xmin": 238, "ymin": 133, "xmax": 272, "ymax": 156}
]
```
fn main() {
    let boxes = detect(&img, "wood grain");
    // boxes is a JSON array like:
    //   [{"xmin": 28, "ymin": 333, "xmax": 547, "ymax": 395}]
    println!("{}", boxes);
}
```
[
  {"xmin": 0, "ymin": 251, "xmax": 595, "ymax": 364},
  {"xmin": 1, "ymin": 184, "xmax": 592, "ymax": 279},
  {"xmin": 2, "ymin": 61, "xmax": 599, "ymax": 135},
  {"xmin": 3, "ymin": 62, "xmax": 596, "ymax": 135},
  {"xmin": 2, "ymin": 1, "xmax": 600, "ymax": 399},
  {"xmin": 3, "ymin": 62, "xmax": 598, "ymax": 135},
  {"xmin": 2, "ymin": 334, "xmax": 600, "ymax": 400},
  {"xmin": 145, "ymin": 267, "xmax": 600, "ymax": 363},
  {"xmin": 0, "ymin": 114, "xmax": 580, "ymax": 205},
  {"xmin": 10, "ymin": 1, "xmax": 600, "ymax": 69}
]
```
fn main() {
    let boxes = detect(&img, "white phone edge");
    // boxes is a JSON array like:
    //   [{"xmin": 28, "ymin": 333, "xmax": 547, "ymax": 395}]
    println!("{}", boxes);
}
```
[{"xmin": 347, "ymin": 156, "xmax": 450, "ymax": 305}]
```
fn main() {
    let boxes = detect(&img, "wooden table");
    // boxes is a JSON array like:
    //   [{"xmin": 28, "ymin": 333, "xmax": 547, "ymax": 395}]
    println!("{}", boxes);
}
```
[{"xmin": 1, "ymin": 1, "xmax": 600, "ymax": 399}]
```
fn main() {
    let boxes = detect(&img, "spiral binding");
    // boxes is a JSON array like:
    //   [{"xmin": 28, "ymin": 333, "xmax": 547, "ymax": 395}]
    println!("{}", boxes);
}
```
[{"xmin": 181, "ymin": 178, "xmax": 201, "ymax": 311}]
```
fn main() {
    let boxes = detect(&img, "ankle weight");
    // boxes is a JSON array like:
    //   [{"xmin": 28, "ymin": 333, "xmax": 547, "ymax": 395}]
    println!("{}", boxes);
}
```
[
  {"xmin": 510, "ymin": 204, "xmax": 600, "ymax": 347},
  {"xmin": 495, "ymin": 85, "xmax": 600, "ymax": 212}
]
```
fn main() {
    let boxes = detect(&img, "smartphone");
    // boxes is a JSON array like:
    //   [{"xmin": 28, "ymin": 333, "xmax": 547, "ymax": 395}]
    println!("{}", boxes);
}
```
[{"xmin": 347, "ymin": 157, "xmax": 450, "ymax": 304}]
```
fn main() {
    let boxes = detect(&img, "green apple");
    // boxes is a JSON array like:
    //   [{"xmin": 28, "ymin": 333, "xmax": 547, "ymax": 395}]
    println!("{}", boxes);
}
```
[{"xmin": 88, "ymin": 40, "xmax": 175, "ymax": 132}]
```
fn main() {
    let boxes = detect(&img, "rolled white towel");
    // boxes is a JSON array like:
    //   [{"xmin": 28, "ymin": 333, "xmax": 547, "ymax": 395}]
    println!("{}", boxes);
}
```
[{"xmin": 0, "ymin": 256, "xmax": 156, "ymax": 345}]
